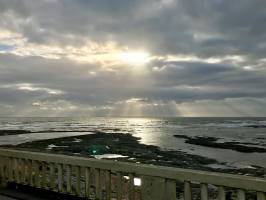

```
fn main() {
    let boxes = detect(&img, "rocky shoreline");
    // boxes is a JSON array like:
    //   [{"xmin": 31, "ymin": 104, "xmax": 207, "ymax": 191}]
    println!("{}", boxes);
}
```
[
  {"xmin": 173, "ymin": 135, "xmax": 266, "ymax": 153},
  {"xmin": 3, "ymin": 131, "xmax": 265, "ymax": 178},
  {"xmin": 0, "ymin": 130, "xmax": 31, "ymax": 136}
]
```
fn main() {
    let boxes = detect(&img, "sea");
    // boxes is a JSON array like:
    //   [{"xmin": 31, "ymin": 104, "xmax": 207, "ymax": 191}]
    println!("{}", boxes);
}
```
[{"xmin": 0, "ymin": 117, "xmax": 266, "ymax": 169}]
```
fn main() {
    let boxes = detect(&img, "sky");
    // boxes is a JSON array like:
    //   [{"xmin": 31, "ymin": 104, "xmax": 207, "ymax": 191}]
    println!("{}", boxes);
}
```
[{"xmin": 0, "ymin": 0, "xmax": 266, "ymax": 117}]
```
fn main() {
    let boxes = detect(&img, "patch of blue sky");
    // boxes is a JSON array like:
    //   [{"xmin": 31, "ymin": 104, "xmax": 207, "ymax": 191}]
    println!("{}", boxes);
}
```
[{"xmin": 0, "ymin": 44, "xmax": 15, "ymax": 53}]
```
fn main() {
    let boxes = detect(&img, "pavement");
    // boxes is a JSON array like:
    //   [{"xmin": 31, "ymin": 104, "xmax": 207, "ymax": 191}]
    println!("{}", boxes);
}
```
[
  {"xmin": 0, "ymin": 185, "xmax": 84, "ymax": 200},
  {"xmin": 0, "ymin": 194, "xmax": 18, "ymax": 200},
  {"xmin": 0, "ymin": 188, "xmax": 48, "ymax": 200}
]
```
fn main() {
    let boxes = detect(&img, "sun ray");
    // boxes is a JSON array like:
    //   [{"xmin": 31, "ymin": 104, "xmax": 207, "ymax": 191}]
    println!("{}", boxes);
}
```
[{"xmin": 117, "ymin": 51, "xmax": 151, "ymax": 65}]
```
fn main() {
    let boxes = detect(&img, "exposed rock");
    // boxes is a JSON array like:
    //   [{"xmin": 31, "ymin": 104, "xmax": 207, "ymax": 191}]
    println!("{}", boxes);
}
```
[
  {"xmin": 245, "ymin": 125, "xmax": 266, "ymax": 128},
  {"xmin": 174, "ymin": 135, "xmax": 266, "ymax": 153},
  {"xmin": 3, "ymin": 131, "xmax": 265, "ymax": 177},
  {"xmin": 0, "ymin": 130, "xmax": 31, "ymax": 136}
]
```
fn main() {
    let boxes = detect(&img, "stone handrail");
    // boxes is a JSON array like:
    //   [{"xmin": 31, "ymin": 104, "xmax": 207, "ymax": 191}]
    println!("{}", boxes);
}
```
[{"xmin": 0, "ymin": 148, "xmax": 265, "ymax": 200}]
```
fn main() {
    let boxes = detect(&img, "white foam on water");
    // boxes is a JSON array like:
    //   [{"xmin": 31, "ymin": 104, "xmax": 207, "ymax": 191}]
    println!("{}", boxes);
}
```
[
  {"xmin": 92, "ymin": 154, "xmax": 128, "ymax": 159},
  {"xmin": 0, "ymin": 131, "xmax": 93, "ymax": 145},
  {"xmin": 46, "ymin": 144, "xmax": 68, "ymax": 150}
]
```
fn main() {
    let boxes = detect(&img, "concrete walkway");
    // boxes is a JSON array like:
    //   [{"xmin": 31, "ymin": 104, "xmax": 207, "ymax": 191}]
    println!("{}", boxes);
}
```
[
  {"xmin": 0, "ymin": 188, "xmax": 48, "ymax": 200},
  {"xmin": 0, "ymin": 194, "xmax": 18, "ymax": 200}
]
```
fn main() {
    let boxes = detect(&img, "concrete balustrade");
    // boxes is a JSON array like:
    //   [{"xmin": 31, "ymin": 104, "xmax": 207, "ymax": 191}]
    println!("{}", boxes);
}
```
[{"xmin": 0, "ymin": 148, "xmax": 265, "ymax": 200}]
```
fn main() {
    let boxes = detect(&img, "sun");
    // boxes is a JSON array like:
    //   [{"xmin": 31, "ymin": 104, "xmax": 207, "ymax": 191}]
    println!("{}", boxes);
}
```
[{"xmin": 118, "ymin": 51, "xmax": 151, "ymax": 65}]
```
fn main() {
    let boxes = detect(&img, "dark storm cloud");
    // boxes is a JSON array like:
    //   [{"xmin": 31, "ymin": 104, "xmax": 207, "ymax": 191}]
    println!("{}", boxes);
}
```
[
  {"xmin": 150, "ymin": 60, "xmax": 266, "ymax": 88},
  {"xmin": 5, "ymin": 1, "xmax": 266, "ymax": 54},
  {"xmin": 1, "ymin": 0, "xmax": 266, "ymax": 58},
  {"xmin": 0, "ymin": 0, "xmax": 266, "ymax": 116}
]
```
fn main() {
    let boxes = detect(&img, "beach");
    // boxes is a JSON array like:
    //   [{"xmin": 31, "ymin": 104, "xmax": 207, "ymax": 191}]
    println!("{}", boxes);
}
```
[{"xmin": 0, "ymin": 117, "xmax": 266, "ymax": 177}]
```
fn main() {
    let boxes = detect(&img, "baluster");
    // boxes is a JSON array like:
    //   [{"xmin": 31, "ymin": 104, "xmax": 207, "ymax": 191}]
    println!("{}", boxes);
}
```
[
  {"xmin": 105, "ymin": 170, "xmax": 111, "ymax": 200},
  {"xmin": 66, "ymin": 165, "xmax": 72, "ymax": 194},
  {"xmin": 19, "ymin": 158, "xmax": 23, "ymax": 183},
  {"xmin": 165, "ymin": 179, "xmax": 176, "ymax": 200},
  {"xmin": 21, "ymin": 159, "xmax": 27, "ymax": 184},
  {"xmin": 99, "ymin": 169, "xmax": 105, "ymax": 199},
  {"xmin": 24, "ymin": 159, "xmax": 28, "ymax": 184},
  {"xmin": 0, "ymin": 157, "xmax": 3, "ymax": 181},
  {"xmin": 201, "ymin": 183, "xmax": 208, "ymax": 200},
  {"xmin": 95, "ymin": 168, "xmax": 101, "ymax": 200},
  {"xmin": 36, "ymin": 161, "xmax": 42, "ymax": 188},
  {"xmin": 117, "ymin": 172, "xmax": 123, "ymax": 200},
  {"xmin": 75, "ymin": 166, "xmax": 81, "ymax": 196},
  {"xmin": 85, "ymin": 167, "xmax": 90, "ymax": 198},
  {"xmin": 0, "ymin": 157, "xmax": 2, "ymax": 177},
  {"xmin": 25, "ymin": 159, "xmax": 29, "ymax": 185},
  {"xmin": 257, "ymin": 192, "xmax": 266, "ymax": 200},
  {"xmin": 4, "ymin": 158, "xmax": 8, "ymax": 186},
  {"xmin": 14, "ymin": 158, "xmax": 21, "ymax": 183},
  {"xmin": 218, "ymin": 186, "xmax": 226, "ymax": 200},
  {"xmin": 32, "ymin": 160, "xmax": 38, "ymax": 187},
  {"xmin": 49, "ymin": 163, "xmax": 56, "ymax": 191},
  {"xmin": 0, "ymin": 158, "xmax": 2, "ymax": 186},
  {"xmin": 13, "ymin": 158, "xmax": 19, "ymax": 183},
  {"xmin": 0, "ymin": 157, "xmax": 3, "ymax": 183},
  {"xmin": 237, "ymin": 189, "xmax": 245, "ymax": 200},
  {"xmin": 36, "ymin": 161, "xmax": 41, "ymax": 188},
  {"xmin": 20, "ymin": 159, "xmax": 24, "ymax": 184},
  {"xmin": 0, "ymin": 156, "xmax": 6, "ymax": 187},
  {"xmin": 4, "ymin": 158, "xmax": 8, "ymax": 184},
  {"xmin": 26, "ymin": 159, "xmax": 32, "ymax": 185},
  {"xmin": 184, "ymin": 181, "xmax": 192, "ymax": 200},
  {"xmin": 42, "ymin": 162, "xmax": 47, "ymax": 188},
  {"xmin": 8, "ymin": 157, "xmax": 14, "ymax": 182},
  {"xmin": 33, "ymin": 161, "xmax": 37, "ymax": 187},
  {"xmin": 129, "ymin": 174, "xmax": 135, "ymax": 200},
  {"xmin": 141, "ymin": 176, "xmax": 166, "ymax": 200},
  {"xmin": 58, "ymin": 164, "xmax": 63, "ymax": 192}
]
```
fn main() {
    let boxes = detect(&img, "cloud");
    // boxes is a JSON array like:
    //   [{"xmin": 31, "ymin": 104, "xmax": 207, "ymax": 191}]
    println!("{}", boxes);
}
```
[
  {"xmin": 177, "ymin": 97, "xmax": 266, "ymax": 117},
  {"xmin": 0, "ymin": 0, "xmax": 266, "ymax": 116},
  {"xmin": 0, "ymin": 83, "xmax": 64, "ymax": 95},
  {"xmin": 31, "ymin": 100, "xmax": 77, "ymax": 111}
]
